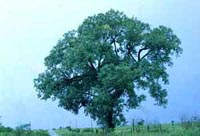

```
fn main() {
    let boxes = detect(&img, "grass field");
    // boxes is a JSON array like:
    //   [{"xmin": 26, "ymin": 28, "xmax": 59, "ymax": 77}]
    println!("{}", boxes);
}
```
[
  {"xmin": 56, "ymin": 122, "xmax": 200, "ymax": 136},
  {"xmin": 0, "ymin": 129, "xmax": 49, "ymax": 136},
  {"xmin": 0, "ymin": 119, "xmax": 199, "ymax": 136},
  {"xmin": 0, "ymin": 123, "xmax": 50, "ymax": 136}
]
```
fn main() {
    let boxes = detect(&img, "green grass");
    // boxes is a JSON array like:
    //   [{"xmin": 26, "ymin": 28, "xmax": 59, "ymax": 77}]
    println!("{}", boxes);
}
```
[
  {"xmin": 0, "ymin": 124, "xmax": 49, "ymax": 136},
  {"xmin": 0, "ymin": 129, "xmax": 49, "ymax": 136},
  {"xmin": 56, "ymin": 122, "xmax": 200, "ymax": 136}
]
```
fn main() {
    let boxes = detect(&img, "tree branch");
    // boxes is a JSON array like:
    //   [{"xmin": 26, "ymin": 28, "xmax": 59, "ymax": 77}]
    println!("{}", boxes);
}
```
[
  {"xmin": 97, "ymin": 55, "xmax": 103, "ymax": 71},
  {"xmin": 126, "ymin": 43, "xmax": 137, "ymax": 62},
  {"xmin": 88, "ymin": 61, "xmax": 96, "ymax": 72},
  {"xmin": 63, "ymin": 75, "xmax": 86, "ymax": 84},
  {"xmin": 129, "ymin": 53, "xmax": 137, "ymax": 62},
  {"xmin": 140, "ymin": 51, "xmax": 150, "ymax": 60},
  {"xmin": 111, "ymin": 37, "xmax": 118, "ymax": 57},
  {"xmin": 138, "ymin": 47, "xmax": 148, "ymax": 61}
]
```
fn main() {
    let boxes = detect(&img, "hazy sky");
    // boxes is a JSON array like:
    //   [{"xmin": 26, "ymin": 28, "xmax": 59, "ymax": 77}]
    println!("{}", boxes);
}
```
[{"xmin": 0, "ymin": 0, "xmax": 200, "ymax": 129}]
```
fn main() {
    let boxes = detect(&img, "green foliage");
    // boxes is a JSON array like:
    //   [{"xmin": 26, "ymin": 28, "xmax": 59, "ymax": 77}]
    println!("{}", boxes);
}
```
[
  {"xmin": 16, "ymin": 123, "xmax": 31, "ymax": 131},
  {"xmin": 34, "ymin": 9, "xmax": 182, "ymax": 128},
  {"xmin": 0, "ymin": 126, "xmax": 13, "ymax": 133},
  {"xmin": 72, "ymin": 128, "xmax": 80, "ymax": 132},
  {"xmin": 65, "ymin": 126, "xmax": 72, "ymax": 131}
]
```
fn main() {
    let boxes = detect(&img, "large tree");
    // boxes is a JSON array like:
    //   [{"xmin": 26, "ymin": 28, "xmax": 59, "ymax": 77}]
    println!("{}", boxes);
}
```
[{"xmin": 34, "ymin": 10, "xmax": 182, "ymax": 128}]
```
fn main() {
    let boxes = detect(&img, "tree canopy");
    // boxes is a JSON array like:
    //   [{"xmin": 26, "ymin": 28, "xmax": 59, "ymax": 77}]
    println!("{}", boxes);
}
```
[{"xmin": 34, "ymin": 9, "xmax": 182, "ymax": 128}]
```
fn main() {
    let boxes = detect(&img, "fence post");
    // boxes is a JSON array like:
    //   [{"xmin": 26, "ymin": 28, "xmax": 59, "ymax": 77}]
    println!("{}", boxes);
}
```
[
  {"xmin": 159, "ymin": 124, "xmax": 162, "ymax": 132},
  {"xmin": 132, "ymin": 119, "xmax": 135, "ymax": 134},
  {"xmin": 131, "ymin": 127, "xmax": 133, "ymax": 136},
  {"xmin": 147, "ymin": 125, "xmax": 150, "ymax": 133}
]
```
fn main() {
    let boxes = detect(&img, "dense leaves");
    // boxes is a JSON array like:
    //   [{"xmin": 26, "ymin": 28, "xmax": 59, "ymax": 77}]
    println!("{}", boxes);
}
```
[{"xmin": 34, "ymin": 10, "xmax": 182, "ymax": 128}]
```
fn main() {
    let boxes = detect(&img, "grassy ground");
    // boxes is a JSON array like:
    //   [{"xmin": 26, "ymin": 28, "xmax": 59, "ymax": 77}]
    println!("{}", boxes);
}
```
[
  {"xmin": 56, "ymin": 122, "xmax": 200, "ymax": 136},
  {"xmin": 0, "ymin": 123, "xmax": 49, "ymax": 136},
  {"xmin": 0, "ymin": 129, "xmax": 49, "ymax": 136}
]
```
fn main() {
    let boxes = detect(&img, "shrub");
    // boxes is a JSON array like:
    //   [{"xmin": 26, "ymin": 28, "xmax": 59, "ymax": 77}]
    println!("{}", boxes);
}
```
[
  {"xmin": 82, "ymin": 128, "xmax": 92, "ymax": 132},
  {"xmin": 65, "ymin": 126, "xmax": 72, "ymax": 131}
]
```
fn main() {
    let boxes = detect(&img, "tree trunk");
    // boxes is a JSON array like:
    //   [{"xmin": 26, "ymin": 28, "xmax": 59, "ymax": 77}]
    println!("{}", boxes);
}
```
[
  {"xmin": 106, "ymin": 110, "xmax": 115, "ymax": 129},
  {"xmin": 105, "ymin": 90, "xmax": 122, "ymax": 129},
  {"xmin": 104, "ymin": 111, "xmax": 114, "ymax": 136}
]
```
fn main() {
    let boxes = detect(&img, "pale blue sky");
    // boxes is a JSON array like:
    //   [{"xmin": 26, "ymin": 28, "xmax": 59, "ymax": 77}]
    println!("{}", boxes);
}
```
[{"xmin": 0, "ymin": 0, "xmax": 200, "ymax": 129}]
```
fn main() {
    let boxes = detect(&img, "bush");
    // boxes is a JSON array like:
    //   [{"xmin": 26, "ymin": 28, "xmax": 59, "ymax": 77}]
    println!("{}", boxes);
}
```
[
  {"xmin": 72, "ymin": 128, "xmax": 80, "ymax": 132},
  {"xmin": 0, "ymin": 126, "xmax": 13, "ymax": 132},
  {"xmin": 82, "ymin": 128, "xmax": 93, "ymax": 132},
  {"xmin": 65, "ymin": 126, "xmax": 72, "ymax": 131}
]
